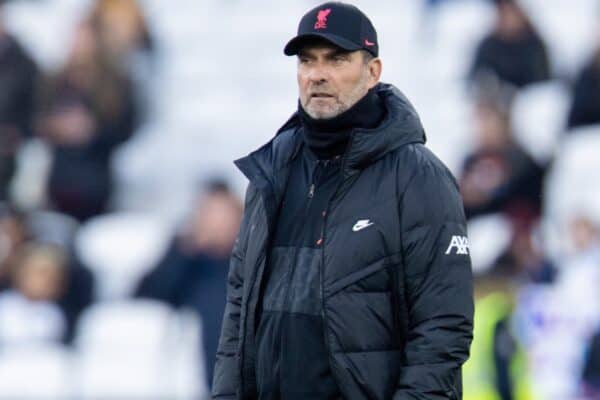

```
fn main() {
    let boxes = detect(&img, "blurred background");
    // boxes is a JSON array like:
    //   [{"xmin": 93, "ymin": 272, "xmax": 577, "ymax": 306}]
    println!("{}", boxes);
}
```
[{"xmin": 0, "ymin": 0, "xmax": 599, "ymax": 398}]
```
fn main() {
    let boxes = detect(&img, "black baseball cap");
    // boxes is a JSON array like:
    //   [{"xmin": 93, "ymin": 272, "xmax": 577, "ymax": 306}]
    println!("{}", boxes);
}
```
[{"xmin": 284, "ymin": 2, "xmax": 379, "ymax": 57}]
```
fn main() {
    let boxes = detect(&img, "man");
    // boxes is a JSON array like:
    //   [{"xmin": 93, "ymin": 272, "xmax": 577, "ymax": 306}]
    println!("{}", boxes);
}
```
[
  {"xmin": 213, "ymin": 2, "xmax": 474, "ymax": 399},
  {"xmin": 136, "ymin": 180, "xmax": 243, "ymax": 387}
]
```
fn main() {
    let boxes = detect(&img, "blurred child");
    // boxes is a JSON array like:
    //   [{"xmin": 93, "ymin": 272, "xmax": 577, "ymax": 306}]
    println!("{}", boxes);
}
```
[{"xmin": 0, "ymin": 244, "xmax": 67, "ymax": 347}]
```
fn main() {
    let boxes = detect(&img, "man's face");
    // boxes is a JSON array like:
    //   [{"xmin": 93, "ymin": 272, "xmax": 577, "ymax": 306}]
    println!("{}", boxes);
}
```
[{"xmin": 297, "ymin": 43, "xmax": 380, "ymax": 119}]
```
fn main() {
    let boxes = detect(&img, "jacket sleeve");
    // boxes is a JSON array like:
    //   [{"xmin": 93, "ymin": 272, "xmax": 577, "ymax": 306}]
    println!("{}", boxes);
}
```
[
  {"xmin": 212, "ymin": 184, "xmax": 257, "ymax": 399},
  {"xmin": 393, "ymin": 158, "xmax": 474, "ymax": 400}
]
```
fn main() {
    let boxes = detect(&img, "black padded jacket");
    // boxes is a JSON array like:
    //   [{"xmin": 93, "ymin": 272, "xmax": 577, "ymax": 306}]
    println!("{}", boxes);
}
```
[{"xmin": 212, "ymin": 83, "xmax": 474, "ymax": 400}]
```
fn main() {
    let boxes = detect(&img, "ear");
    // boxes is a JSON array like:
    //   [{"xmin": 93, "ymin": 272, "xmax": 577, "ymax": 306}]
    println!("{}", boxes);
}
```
[{"xmin": 366, "ymin": 58, "xmax": 382, "ymax": 89}]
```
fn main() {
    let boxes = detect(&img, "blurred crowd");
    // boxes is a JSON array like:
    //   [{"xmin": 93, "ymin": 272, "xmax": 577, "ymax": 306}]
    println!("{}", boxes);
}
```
[
  {"xmin": 458, "ymin": 1, "xmax": 600, "ymax": 399},
  {"xmin": 0, "ymin": 0, "xmax": 240, "ymax": 397},
  {"xmin": 0, "ymin": 0, "xmax": 151, "ymax": 332},
  {"xmin": 0, "ymin": 0, "xmax": 599, "ymax": 399}
]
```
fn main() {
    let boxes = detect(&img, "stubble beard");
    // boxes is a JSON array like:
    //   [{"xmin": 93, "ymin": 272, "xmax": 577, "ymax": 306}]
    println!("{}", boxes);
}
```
[{"xmin": 302, "ymin": 73, "xmax": 370, "ymax": 120}]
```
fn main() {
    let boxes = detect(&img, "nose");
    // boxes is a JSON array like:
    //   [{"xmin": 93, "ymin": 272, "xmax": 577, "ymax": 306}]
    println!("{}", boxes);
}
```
[{"xmin": 306, "ymin": 63, "xmax": 328, "ymax": 84}]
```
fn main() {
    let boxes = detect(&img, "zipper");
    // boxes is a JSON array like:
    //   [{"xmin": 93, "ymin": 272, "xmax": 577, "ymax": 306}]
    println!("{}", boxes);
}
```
[
  {"xmin": 281, "ymin": 159, "xmax": 323, "ymax": 313},
  {"xmin": 318, "ymin": 172, "xmax": 345, "ymax": 382},
  {"xmin": 273, "ymin": 159, "xmax": 325, "ymax": 396}
]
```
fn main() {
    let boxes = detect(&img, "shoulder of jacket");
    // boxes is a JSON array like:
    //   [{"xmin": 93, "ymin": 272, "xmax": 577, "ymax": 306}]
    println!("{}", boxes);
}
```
[{"xmin": 393, "ymin": 143, "xmax": 459, "ymax": 190}]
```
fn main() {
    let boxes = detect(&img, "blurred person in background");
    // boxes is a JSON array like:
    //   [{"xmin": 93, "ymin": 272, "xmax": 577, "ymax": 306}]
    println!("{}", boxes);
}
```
[
  {"xmin": 0, "ymin": 243, "xmax": 67, "ymax": 347},
  {"xmin": 555, "ymin": 215, "xmax": 600, "ymax": 305},
  {"xmin": 512, "ymin": 214, "xmax": 600, "ymax": 399},
  {"xmin": 0, "ymin": 2, "xmax": 39, "ymax": 201},
  {"xmin": 493, "ymin": 222, "xmax": 556, "ymax": 284},
  {"xmin": 0, "ymin": 203, "xmax": 28, "ymax": 291},
  {"xmin": 459, "ymin": 94, "xmax": 549, "ymax": 285},
  {"xmin": 459, "ymin": 95, "xmax": 543, "ymax": 222},
  {"xmin": 469, "ymin": 0, "xmax": 550, "ymax": 91},
  {"xmin": 567, "ymin": 22, "xmax": 600, "ymax": 130},
  {"xmin": 55, "ymin": 247, "xmax": 94, "ymax": 344},
  {"xmin": 88, "ymin": 0, "xmax": 155, "ymax": 116},
  {"xmin": 89, "ymin": 0, "xmax": 153, "ymax": 66},
  {"xmin": 36, "ymin": 22, "xmax": 139, "ymax": 221},
  {"xmin": 463, "ymin": 274, "xmax": 532, "ymax": 400},
  {"xmin": 582, "ymin": 329, "xmax": 600, "ymax": 399},
  {"xmin": 0, "ymin": 203, "xmax": 94, "ymax": 343},
  {"xmin": 135, "ymin": 180, "xmax": 242, "ymax": 388},
  {"xmin": 554, "ymin": 216, "xmax": 600, "ymax": 398}
]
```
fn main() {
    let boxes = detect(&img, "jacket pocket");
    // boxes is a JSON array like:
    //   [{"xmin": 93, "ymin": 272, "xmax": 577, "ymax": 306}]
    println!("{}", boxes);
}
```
[{"xmin": 325, "ymin": 256, "xmax": 389, "ymax": 297}]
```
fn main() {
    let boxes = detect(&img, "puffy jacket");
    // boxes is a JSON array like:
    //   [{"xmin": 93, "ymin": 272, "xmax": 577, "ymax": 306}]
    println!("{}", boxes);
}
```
[{"xmin": 213, "ymin": 83, "xmax": 474, "ymax": 400}]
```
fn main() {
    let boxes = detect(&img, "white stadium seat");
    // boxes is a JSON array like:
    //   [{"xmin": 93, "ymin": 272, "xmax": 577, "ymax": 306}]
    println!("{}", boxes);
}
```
[
  {"xmin": 74, "ymin": 300, "xmax": 206, "ymax": 399},
  {"xmin": 75, "ymin": 213, "xmax": 172, "ymax": 300},
  {"xmin": 519, "ymin": 0, "xmax": 598, "ymax": 77},
  {"xmin": 0, "ymin": 345, "xmax": 74, "ymax": 399},
  {"xmin": 511, "ymin": 81, "xmax": 571, "ymax": 164},
  {"xmin": 427, "ymin": 0, "xmax": 496, "ymax": 82},
  {"xmin": 467, "ymin": 213, "xmax": 513, "ymax": 275},
  {"xmin": 543, "ymin": 127, "xmax": 600, "ymax": 258}
]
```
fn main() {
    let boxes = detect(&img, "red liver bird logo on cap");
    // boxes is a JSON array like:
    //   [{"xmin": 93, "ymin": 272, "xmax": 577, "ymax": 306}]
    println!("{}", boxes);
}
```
[{"xmin": 314, "ymin": 8, "xmax": 331, "ymax": 29}]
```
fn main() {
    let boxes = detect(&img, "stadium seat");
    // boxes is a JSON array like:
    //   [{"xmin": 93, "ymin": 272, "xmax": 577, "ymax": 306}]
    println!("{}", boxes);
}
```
[
  {"xmin": 519, "ymin": 0, "xmax": 598, "ymax": 77},
  {"xmin": 427, "ymin": 0, "xmax": 496, "ymax": 82},
  {"xmin": 511, "ymin": 81, "xmax": 571, "ymax": 164},
  {"xmin": 467, "ymin": 213, "xmax": 512, "ymax": 275},
  {"xmin": 167, "ymin": 308, "xmax": 207, "ymax": 399},
  {"xmin": 25, "ymin": 210, "xmax": 80, "ymax": 248},
  {"xmin": 74, "ymin": 300, "xmax": 205, "ymax": 399},
  {"xmin": 74, "ymin": 213, "xmax": 172, "ymax": 300},
  {"xmin": 2, "ymin": 0, "xmax": 94, "ymax": 69},
  {"xmin": 0, "ymin": 291, "xmax": 66, "ymax": 347},
  {"xmin": 543, "ymin": 127, "xmax": 600, "ymax": 258},
  {"xmin": 0, "ymin": 345, "xmax": 74, "ymax": 399},
  {"xmin": 9, "ymin": 138, "xmax": 52, "ymax": 210}
]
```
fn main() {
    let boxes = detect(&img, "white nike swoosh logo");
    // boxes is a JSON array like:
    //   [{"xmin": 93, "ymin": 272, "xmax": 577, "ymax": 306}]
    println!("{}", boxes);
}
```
[{"xmin": 352, "ymin": 220, "xmax": 374, "ymax": 232}]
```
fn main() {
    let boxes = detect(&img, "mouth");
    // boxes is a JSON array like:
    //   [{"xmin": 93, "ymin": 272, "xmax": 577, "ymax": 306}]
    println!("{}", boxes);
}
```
[{"xmin": 310, "ymin": 93, "xmax": 334, "ymax": 99}]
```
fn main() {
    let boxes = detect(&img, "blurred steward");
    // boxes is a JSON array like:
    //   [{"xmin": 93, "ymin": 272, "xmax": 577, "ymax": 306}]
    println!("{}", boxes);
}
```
[
  {"xmin": 0, "ymin": 3, "xmax": 38, "ymax": 200},
  {"xmin": 567, "ymin": 23, "xmax": 600, "ymax": 130},
  {"xmin": 36, "ymin": 22, "xmax": 139, "ymax": 221},
  {"xmin": 135, "ymin": 180, "xmax": 243, "ymax": 388},
  {"xmin": 463, "ymin": 275, "xmax": 532, "ymax": 400},
  {"xmin": 470, "ymin": 0, "xmax": 550, "ymax": 90}
]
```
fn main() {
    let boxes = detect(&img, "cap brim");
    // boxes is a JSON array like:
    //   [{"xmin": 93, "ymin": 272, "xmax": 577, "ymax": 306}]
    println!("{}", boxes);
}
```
[{"xmin": 283, "ymin": 33, "xmax": 362, "ymax": 56}]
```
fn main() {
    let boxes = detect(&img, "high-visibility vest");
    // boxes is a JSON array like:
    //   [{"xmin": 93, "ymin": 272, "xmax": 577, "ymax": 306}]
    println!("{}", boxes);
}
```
[{"xmin": 463, "ymin": 292, "xmax": 533, "ymax": 400}]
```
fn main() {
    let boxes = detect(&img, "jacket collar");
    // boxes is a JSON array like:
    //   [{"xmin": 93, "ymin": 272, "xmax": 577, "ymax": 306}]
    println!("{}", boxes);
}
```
[{"xmin": 234, "ymin": 82, "xmax": 426, "ymax": 187}]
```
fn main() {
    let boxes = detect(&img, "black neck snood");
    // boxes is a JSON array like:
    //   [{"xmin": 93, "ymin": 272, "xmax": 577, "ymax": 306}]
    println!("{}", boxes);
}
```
[{"xmin": 299, "ymin": 88, "xmax": 385, "ymax": 159}]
